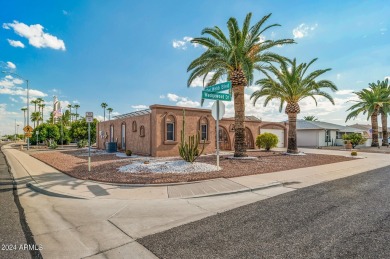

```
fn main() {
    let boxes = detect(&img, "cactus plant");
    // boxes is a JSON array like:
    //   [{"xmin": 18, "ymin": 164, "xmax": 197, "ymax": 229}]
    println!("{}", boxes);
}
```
[{"xmin": 178, "ymin": 109, "xmax": 206, "ymax": 163}]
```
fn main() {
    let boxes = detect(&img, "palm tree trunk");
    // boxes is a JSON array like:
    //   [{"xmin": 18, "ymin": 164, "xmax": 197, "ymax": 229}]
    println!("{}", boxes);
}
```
[
  {"xmin": 287, "ymin": 112, "xmax": 298, "ymax": 153},
  {"xmin": 371, "ymin": 111, "xmax": 379, "ymax": 147},
  {"xmin": 381, "ymin": 111, "xmax": 388, "ymax": 146},
  {"xmin": 233, "ymin": 85, "xmax": 247, "ymax": 157},
  {"xmin": 103, "ymin": 109, "xmax": 106, "ymax": 121}
]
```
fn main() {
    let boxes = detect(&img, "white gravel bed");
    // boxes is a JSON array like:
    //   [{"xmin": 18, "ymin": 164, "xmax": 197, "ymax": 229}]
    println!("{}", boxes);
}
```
[{"xmin": 118, "ymin": 160, "xmax": 220, "ymax": 174}]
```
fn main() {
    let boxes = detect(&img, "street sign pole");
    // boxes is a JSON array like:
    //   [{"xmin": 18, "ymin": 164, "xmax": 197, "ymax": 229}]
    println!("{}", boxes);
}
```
[
  {"xmin": 88, "ymin": 121, "xmax": 91, "ymax": 172},
  {"xmin": 86, "ymin": 112, "xmax": 93, "ymax": 173},
  {"xmin": 216, "ymin": 101, "xmax": 220, "ymax": 170}
]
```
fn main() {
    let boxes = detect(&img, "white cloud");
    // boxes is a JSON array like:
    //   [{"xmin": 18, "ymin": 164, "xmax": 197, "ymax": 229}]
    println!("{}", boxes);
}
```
[
  {"xmin": 159, "ymin": 95, "xmax": 165, "ymax": 99},
  {"xmin": 0, "ymin": 75, "xmax": 46, "ymax": 97},
  {"xmin": 165, "ymin": 93, "xmax": 200, "ymax": 107},
  {"xmin": 7, "ymin": 61, "xmax": 16, "ymax": 69},
  {"xmin": 3, "ymin": 20, "xmax": 66, "ymax": 51},
  {"xmin": 172, "ymin": 36, "xmax": 198, "ymax": 50},
  {"xmin": 336, "ymin": 73, "xmax": 341, "ymax": 80},
  {"xmin": 172, "ymin": 40, "xmax": 186, "ymax": 49},
  {"xmin": 62, "ymin": 10, "xmax": 69, "ymax": 15},
  {"xmin": 131, "ymin": 105, "xmax": 148, "ymax": 110},
  {"xmin": 292, "ymin": 23, "xmax": 318, "ymax": 39},
  {"xmin": 167, "ymin": 93, "xmax": 180, "ymax": 102},
  {"xmin": 336, "ymin": 90, "xmax": 354, "ymax": 95},
  {"xmin": 9, "ymin": 97, "xmax": 18, "ymax": 102},
  {"xmin": 7, "ymin": 39, "xmax": 25, "ymax": 48},
  {"xmin": 190, "ymin": 72, "xmax": 222, "ymax": 87}
]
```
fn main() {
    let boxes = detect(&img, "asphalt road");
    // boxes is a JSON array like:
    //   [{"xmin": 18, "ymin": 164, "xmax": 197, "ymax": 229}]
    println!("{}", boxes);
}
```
[
  {"xmin": 140, "ymin": 165, "xmax": 390, "ymax": 259},
  {"xmin": 0, "ymin": 144, "xmax": 41, "ymax": 259}
]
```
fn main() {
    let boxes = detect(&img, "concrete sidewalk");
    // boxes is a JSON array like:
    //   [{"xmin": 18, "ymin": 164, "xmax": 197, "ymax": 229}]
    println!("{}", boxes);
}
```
[
  {"xmin": 3, "ymin": 144, "xmax": 390, "ymax": 201},
  {"xmin": 4, "ymin": 144, "xmax": 390, "ymax": 259}
]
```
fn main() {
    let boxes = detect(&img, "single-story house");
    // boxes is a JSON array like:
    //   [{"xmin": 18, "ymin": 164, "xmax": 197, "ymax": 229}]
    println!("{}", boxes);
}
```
[
  {"xmin": 347, "ymin": 123, "xmax": 390, "ymax": 146},
  {"xmin": 97, "ymin": 104, "xmax": 287, "ymax": 157},
  {"xmin": 296, "ymin": 120, "xmax": 364, "ymax": 147}
]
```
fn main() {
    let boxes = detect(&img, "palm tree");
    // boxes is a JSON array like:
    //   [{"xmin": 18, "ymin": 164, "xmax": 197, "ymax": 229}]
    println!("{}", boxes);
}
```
[
  {"xmin": 346, "ymin": 87, "xmax": 384, "ymax": 147},
  {"xmin": 31, "ymin": 99, "xmax": 39, "ymax": 113},
  {"xmin": 107, "ymin": 107, "xmax": 113, "ymax": 120},
  {"xmin": 369, "ymin": 79, "xmax": 390, "ymax": 146},
  {"xmin": 21, "ymin": 107, "xmax": 27, "ymax": 128},
  {"xmin": 187, "ymin": 13, "xmax": 294, "ymax": 157},
  {"xmin": 31, "ymin": 112, "xmax": 41, "ymax": 128},
  {"xmin": 67, "ymin": 104, "xmax": 73, "ymax": 123},
  {"xmin": 38, "ymin": 103, "xmax": 45, "ymax": 124},
  {"xmin": 251, "ymin": 58, "xmax": 337, "ymax": 153},
  {"xmin": 73, "ymin": 104, "xmax": 80, "ymax": 121},
  {"xmin": 303, "ymin": 115, "xmax": 318, "ymax": 121},
  {"xmin": 101, "ymin": 103, "xmax": 108, "ymax": 121}
]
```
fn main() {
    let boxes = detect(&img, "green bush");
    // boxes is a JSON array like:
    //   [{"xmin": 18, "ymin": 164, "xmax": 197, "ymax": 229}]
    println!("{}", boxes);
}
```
[
  {"xmin": 48, "ymin": 141, "xmax": 58, "ymax": 149},
  {"xmin": 125, "ymin": 150, "xmax": 132, "ymax": 156},
  {"xmin": 351, "ymin": 151, "xmax": 358, "ymax": 156},
  {"xmin": 77, "ymin": 139, "xmax": 88, "ymax": 148},
  {"xmin": 342, "ymin": 133, "xmax": 366, "ymax": 148},
  {"xmin": 256, "ymin": 133, "xmax": 278, "ymax": 151}
]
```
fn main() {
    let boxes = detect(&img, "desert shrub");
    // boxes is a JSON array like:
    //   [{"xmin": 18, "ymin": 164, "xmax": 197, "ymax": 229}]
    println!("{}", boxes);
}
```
[
  {"xmin": 351, "ymin": 151, "xmax": 358, "ymax": 156},
  {"xmin": 256, "ymin": 133, "xmax": 278, "ymax": 151},
  {"xmin": 77, "ymin": 139, "xmax": 88, "ymax": 148},
  {"xmin": 125, "ymin": 150, "xmax": 132, "ymax": 156},
  {"xmin": 342, "ymin": 133, "xmax": 366, "ymax": 148},
  {"xmin": 48, "ymin": 141, "xmax": 58, "ymax": 149}
]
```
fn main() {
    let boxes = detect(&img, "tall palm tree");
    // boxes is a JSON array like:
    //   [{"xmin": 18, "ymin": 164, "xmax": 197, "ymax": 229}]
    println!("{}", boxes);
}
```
[
  {"xmin": 346, "ymin": 87, "xmax": 384, "ymax": 147},
  {"xmin": 38, "ymin": 103, "xmax": 45, "ymax": 124},
  {"xmin": 251, "ymin": 58, "xmax": 337, "ymax": 153},
  {"xmin": 101, "ymin": 103, "xmax": 108, "ymax": 121},
  {"xmin": 31, "ymin": 111, "xmax": 41, "ymax": 128},
  {"xmin": 67, "ymin": 104, "xmax": 73, "ymax": 123},
  {"xmin": 369, "ymin": 79, "xmax": 390, "ymax": 146},
  {"xmin": 107, "ymin": 107, "xmax": 113, "ymax": 120},
  {"xmin": 31, "ymin": 99, "xmax": 39, "ymax": 113},
  {"xmin": 187, "ymin": 13, "xmax": 294, "ymax": 157},
  {"xmin": 73, "ymin": 104, "xmax": 80, "ymax": 121},
  {"xmin": 21, "ymin": 107, "xmax": 27, "ymax": 128}
]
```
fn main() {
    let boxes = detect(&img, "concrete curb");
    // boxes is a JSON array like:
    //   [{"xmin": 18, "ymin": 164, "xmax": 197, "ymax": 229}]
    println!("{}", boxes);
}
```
[
  {"xmin": 26, "ymin": 182, "xmax": 86, "ymax": 200},
  {"xmin": 186, "ymin": 181, "xmax": 284, "ymax": 199}
]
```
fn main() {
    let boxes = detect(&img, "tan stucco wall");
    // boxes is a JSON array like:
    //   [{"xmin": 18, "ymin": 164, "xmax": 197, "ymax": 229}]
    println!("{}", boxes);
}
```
[
  {"xmin": 97, "ymin": 114, "xmax": 151, "ymax": 155},
  {"xmin": 150, "ymin": 105, "xmax": 216, "ymax": 157}
]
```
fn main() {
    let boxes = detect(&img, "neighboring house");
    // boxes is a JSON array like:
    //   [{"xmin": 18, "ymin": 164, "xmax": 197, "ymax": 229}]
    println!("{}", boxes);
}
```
[
  {"xmin": 347, "ymin": 124, "xmax": 388, "ymax": 146},
  {"xmin": 296, "ymin": 120, "xmax": 364, "ymax": 147},
  {"xmin": 97, "ymin": 104, "xmax": 287, "ymax": 157}
]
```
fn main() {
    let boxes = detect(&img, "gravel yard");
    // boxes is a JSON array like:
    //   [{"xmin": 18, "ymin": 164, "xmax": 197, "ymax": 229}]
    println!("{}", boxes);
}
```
[{"xmin": 30, "ymin": 149, "xmax": 355, "ymax": 184}]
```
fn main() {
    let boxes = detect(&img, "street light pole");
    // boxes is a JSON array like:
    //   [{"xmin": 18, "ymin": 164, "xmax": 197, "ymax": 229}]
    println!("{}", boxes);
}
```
[{"xmin": 2, "ymin": 71, "xmax": 30, "ymax": 150}]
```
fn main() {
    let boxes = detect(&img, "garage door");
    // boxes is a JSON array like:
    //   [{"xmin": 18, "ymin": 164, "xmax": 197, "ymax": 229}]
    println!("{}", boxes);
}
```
[
  {"xmin": 260, "ymin": 129, "xmax": 285, "ymax": 147},
  {"xmin": 297, "ymin": 130, "xmax": 317, "ymax": 147}
]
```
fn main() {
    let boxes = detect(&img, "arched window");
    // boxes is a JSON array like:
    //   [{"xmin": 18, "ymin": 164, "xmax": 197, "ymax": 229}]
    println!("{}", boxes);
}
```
[
  {"xmin": 110, "ymin": 124, "xmax": 114, "ymax": 142},
  {"xmin": 199, "ymin": 116, "xmax": 209, "ymax": 141},
  {"xmin": 140, "ymin": 125, "xmax": 145, "ymax": 137},
  {"xmin": 132, "ymin": 121, "xmax": 137, "ymax": 132},
  {"xmin": 165, "ymin": 114, "xmax": 176, "ymax": 141},
  {"xmin": 121, "ymin": 123, "xmax": 126, "ymax": 149}
]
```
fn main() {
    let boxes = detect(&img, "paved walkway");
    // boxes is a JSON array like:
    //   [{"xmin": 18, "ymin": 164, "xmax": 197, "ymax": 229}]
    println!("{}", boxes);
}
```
[{"xmin": 3, "ymin": 144, "xmax": 390, "ymax": 200}]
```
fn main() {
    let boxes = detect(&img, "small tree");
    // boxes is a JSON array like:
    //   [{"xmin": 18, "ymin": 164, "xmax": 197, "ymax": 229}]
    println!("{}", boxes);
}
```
[
  {"xmin": 256, "ymin": 133, "xmax": 278, "ymax": 151},
  {"xmin": 342, "ymin": 133, "xmax": 366, "ymax": 148}
]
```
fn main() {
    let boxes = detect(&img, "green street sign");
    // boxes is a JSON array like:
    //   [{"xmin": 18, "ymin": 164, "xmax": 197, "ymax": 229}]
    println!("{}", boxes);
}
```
[
  {"xmin": 204, "ymin": 81, "xmax": 232, "ymax": 93},
  {"xmin": 202, "ymin": 91, "xmax": 232, "ymax": 101}
]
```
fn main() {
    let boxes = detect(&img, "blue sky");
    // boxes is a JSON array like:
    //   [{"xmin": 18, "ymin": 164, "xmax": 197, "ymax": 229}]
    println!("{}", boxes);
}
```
[{"xmin": 1, "ymin": 0, "xmax": 389, "ymax": 134}]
